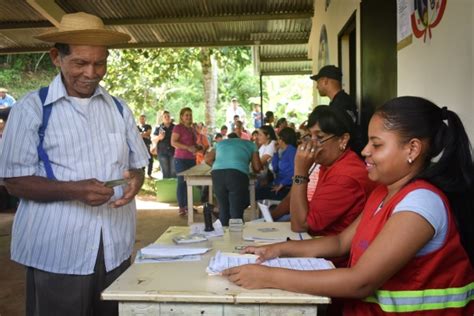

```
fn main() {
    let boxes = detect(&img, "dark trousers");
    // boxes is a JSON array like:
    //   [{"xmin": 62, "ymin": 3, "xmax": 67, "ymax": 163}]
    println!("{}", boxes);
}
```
[
  {"xmin": 174, "ymin": 158, "xmax": 196, "ymax": 208},
  {"xmin": 26, "ymin": 239, "xmax": 130, "ymax": 316},
  {"xmin": 211, "ymin": 169, "xmax": 249, "ymax": 226},
  {"xmin": 158, "ymin": 153, "xmax": 176, "ymax": 178},
  {"xmin": 256, "ymin": 185, "xmax": 291, "ymax": 201},
  {"xmin": 146, "ymin": 157, "xmax": 154, "ymax": 176}
]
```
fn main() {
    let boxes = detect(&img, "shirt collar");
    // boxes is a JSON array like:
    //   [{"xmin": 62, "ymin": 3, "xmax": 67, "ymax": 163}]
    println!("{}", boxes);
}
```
[{"xmin": 43, "ymin": 74, "xmax": 106, "ymax": 106}]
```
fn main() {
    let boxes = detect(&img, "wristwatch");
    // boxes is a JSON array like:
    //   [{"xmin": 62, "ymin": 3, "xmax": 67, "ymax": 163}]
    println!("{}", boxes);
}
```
[{"xmin": 292, "ymin": 175, "xmax": 309, "ymax": 185}]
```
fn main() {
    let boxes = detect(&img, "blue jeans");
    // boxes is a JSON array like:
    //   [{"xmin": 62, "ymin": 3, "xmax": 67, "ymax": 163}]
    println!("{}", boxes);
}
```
[
  {"xmin": 174, "ymin": 158, "xmax": 196, "ymax": 208},
  {"xmin": 158, "ymin": 153, "xmax": 176, "ymax": 178}
]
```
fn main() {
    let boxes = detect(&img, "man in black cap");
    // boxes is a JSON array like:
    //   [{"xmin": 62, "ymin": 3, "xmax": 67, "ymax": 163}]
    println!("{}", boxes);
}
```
[
  {"xmin": 310, "ymin": 65, "xmax": 364, "ymax": 155},
  {"xmin": 310, "ymin": 65, "xmax": 358, "ymax": 124}
]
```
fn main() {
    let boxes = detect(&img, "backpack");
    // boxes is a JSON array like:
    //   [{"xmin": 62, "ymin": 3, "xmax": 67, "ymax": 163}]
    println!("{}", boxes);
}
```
[{"xmin": 37, "ymin": 86, "xmax": 124, "ymax": 180}]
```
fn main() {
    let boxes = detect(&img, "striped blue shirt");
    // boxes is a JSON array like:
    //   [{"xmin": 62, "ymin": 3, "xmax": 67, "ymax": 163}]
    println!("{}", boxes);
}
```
[{"xmin": 0, "ymin": 74, "xmax": 149, "ymax": 274}]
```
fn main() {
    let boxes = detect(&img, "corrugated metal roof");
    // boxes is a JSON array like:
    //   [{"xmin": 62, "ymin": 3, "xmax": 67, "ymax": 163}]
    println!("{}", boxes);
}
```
[{"xmin": 0, "ymin": 0, "xmax": 313, "ymax": 75}]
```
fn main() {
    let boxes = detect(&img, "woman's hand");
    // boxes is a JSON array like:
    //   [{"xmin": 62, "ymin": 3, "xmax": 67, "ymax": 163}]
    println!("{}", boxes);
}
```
[
  {"xmin": 241, "ymin": 244, "xmax": 281, "ymax": 263},
  {"xmin": 294, "ymin": 140, "xmax": 321, "ymax": 175},
  {"xmin": 223, "ymin": 264, "xmax": 273, "ymax": 289}
]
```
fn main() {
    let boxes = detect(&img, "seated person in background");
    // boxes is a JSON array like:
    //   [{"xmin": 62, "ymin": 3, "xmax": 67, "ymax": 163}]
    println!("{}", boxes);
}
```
[
  {"xmin": 223, "ymin": 96, "xmax": 474, "ymax": 315},
  {"xmin": 256, "ymin": 127, "xmax": 297, "ymax": 201},
  {"xmin": 205, "ymin": 133, "xmax": 262, "ymax": 225},
  {"xmin": 256, "ymin": 125, "xmax": 277, "ymax": 186},
  {"xmin": 195, "ymin": 122, "xmax": 210, "ymax": 165},
  {"xmin": 214, "ymin": 133, "xmax": 223, "ymax": 143},
  {"xmin": 233, "ymin": 120, "xmax": 251, "ymax": 140},
  {"xmin": 290, "ymin": 106, "xmax": 376, "ymax": 243},
  {"xmin": 220, "ymin": 125, "xmax": 228, "ymax": 138},
  {"xmin": 274, "ymin": 117, "xmax": 288, "ymax": 135}
]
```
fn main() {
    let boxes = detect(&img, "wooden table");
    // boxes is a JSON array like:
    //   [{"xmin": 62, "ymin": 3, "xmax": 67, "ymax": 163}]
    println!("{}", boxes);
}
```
[
  {"xmin": 178, "ymin": 164, "xmax": 257, "ymax": 224},
  {"xmin": 102, "ymin": 225, "xmax": 330, "ymax": 315}
]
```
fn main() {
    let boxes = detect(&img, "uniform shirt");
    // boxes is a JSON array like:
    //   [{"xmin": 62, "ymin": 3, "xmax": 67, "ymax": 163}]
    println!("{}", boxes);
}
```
[
  {"xmin": 0, "ymin": 74, "xmax": 149, "ymax": 275},
  {"xmin": 212, "ymin": 138, "xmax": 257, "ymax": 176}
]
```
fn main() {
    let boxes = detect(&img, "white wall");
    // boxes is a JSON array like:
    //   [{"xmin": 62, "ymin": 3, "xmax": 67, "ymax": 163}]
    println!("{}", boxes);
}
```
[
  {"xmin": 310, "ymin": 0, "xmax": 361, "ymax": 106},
  {"xmin": 398, "ymin": 0, "xmax": 474, "ymax": 141}
]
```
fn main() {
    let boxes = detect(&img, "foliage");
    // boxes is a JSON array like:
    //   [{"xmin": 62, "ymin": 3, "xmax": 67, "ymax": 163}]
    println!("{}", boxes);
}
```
[
  {"xmin": 1, "ymin": 49, "xmax": 314, "ymax": 132},
  {"xmin": 103, "ymin": 47, "xmax": 259, "ymax": 128},
  {"xmin": 0, "ymin": 53, "xmax": 57, "ymax": 100}
]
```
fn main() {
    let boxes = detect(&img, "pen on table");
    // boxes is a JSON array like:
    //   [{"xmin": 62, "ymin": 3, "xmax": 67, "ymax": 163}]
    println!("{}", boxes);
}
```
[{"xmin": 299, "ymin": 233, "xmax": 303, "ymax": 240}]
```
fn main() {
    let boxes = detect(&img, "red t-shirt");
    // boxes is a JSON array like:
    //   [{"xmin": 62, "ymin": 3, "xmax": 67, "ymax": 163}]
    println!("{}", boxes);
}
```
[{"xmin": 307, "ymin": 150, "xmax": 376, "ymax": 237}]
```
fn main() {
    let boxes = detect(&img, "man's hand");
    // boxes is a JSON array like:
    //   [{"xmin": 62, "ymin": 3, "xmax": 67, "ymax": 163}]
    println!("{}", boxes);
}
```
[
  {"xmin": 109, "ymin": 169, "xmax": 145, "ymax": 208},
  {"xmin": 74, "ymin": 179, "xmax": 115, "ymax": 206}
]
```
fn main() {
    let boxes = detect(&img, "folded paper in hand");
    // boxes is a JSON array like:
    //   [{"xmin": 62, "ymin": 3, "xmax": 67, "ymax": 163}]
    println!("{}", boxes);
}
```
[{"xmin": 206, "ymin": 251, "xmax": 334, "ymax": 275}]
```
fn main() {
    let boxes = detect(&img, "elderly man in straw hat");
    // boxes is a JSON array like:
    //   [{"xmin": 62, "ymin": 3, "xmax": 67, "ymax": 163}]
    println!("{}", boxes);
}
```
[{"xmin": 0, "ymin": 12, "xmax": 149, "ymax": 316}]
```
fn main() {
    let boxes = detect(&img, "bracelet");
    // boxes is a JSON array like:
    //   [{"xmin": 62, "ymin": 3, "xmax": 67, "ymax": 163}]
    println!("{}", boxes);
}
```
[{"xmin": 292, "ymin": 175, "xmax": 309, "ymax": 185}]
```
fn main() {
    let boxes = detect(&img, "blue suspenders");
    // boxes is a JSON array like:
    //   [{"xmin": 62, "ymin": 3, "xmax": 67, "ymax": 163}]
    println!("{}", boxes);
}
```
[{"xmin": 37, "ymin": 86, "xmax": 124, "ymax": 180}]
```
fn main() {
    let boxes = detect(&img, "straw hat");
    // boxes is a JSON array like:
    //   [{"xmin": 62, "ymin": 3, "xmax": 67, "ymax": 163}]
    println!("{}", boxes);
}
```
[
  {"xmin": 0, "ymin": 88, "xmax": 8, "ymax": 93},
  {"xmin": 34, "ymin": 12, "xmax": 131, "ymax": 46}
]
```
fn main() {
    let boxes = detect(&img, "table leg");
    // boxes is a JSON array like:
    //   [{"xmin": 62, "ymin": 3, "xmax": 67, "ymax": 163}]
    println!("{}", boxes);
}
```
[
  {"xmin": 208, "ymin": 185, "xmax": 213, "ymax": 204},
  {"xmin": 249, "ymin": 181, "xmax": 256, "ymax": 219},
  {"xmin": 187, "ymin": 184, "xmax": 193, "ymax": 224}
]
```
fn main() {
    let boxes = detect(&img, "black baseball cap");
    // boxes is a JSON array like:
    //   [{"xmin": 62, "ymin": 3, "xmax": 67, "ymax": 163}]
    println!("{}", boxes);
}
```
[{"xmin": 310, "ymin": 65, "xmax": 342, "ymax": 81}]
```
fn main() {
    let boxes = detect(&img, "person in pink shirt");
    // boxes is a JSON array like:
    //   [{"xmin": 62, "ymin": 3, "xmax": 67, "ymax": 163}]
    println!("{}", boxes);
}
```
[{"xmin": 171, "ymin": 107, "xmax": 200, "ymax": 215}]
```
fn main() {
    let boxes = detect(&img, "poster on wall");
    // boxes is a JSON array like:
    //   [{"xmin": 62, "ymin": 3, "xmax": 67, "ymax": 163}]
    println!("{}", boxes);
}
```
[
  {"xmin": 411, "ymin": 0, "xmax": 447, "ymax": 42},
  {"xmin": 397, "ymin": 0, "xmax": 447, "ymax": 49},
  {"xmin": 397, "ymin": 0, "xmax": 413, "ymax": 50}
]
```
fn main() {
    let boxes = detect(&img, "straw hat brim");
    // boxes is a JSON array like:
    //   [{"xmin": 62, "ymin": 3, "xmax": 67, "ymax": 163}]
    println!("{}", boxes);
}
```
[{"xmin": 34, "ymin": 29, "xmax": 131, "ymax": 46}]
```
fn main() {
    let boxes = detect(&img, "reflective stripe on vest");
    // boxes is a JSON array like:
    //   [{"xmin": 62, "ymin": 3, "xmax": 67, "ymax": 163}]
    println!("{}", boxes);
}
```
[{"xmin": 364, "ymin": 282, "xmax": 474, "ymax": 312}]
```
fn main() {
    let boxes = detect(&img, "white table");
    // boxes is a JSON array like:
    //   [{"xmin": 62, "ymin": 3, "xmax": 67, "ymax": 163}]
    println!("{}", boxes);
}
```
[
  {"xmin": 178, "ymin": 164, "xmax": 257, "ymax": 224},
  {"xmin": 102, "ymin": 225, "xmax": 330, "ymax": 315}
]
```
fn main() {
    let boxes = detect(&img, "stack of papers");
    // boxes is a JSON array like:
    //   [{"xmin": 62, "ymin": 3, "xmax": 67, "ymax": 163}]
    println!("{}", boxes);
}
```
[
  {"xmin": 242, "ymin": 222, "xmax": 310, "ymax": 243},
  {"xmin": 206, "ymin": 251, "xmax": 334, "ymax": 275},
  {"xmin": 135, "ymin": 244, "xmax": 210, "ymax": 263}
]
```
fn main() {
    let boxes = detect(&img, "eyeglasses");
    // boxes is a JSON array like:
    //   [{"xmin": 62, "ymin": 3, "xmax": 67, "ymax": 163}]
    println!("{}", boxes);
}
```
[
  {"xmin": 316, "ymin": 134, "xmax": 337, "ymax": 145},
  {"xmin": 301, "ymin": 134, "xmax": 337, "ymax": 145}
]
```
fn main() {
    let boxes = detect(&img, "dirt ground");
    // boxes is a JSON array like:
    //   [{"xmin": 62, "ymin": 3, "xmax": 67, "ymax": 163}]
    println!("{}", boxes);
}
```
[{"xmin": 0, "ymin": 196, "xmax": 204, "ymax": 316}]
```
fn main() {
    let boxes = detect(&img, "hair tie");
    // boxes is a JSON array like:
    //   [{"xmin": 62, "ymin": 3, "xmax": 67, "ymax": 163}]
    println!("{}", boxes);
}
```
[{"xmin": 441, "ymin": 106, "xmax": 448, "ymax": 120}]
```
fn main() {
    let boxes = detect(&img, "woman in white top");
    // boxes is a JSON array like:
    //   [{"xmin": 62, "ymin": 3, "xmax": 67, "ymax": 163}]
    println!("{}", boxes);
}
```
[{"xmin": 257, "ymin": 125, "xmax": 277, "ymax": 186}]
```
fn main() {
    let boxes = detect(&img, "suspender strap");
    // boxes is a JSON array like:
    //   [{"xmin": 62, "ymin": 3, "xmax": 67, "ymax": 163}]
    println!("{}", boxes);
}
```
[
  {"xmin": 112, "ymin": 96, "xmax": 123, "ymax": 116},
  {"xmin": 37, "ymin": 88, "xmax": 124, "ymax": 180},
  {"xmin": 37, "ymin": 87, "xmax": 56, "ymax": 180}
]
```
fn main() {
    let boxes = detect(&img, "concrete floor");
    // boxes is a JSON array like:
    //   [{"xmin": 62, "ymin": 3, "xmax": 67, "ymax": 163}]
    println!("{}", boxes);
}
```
[{"xmin": 0, "ymin": 198, "xmax": 204, "ymax": 316}]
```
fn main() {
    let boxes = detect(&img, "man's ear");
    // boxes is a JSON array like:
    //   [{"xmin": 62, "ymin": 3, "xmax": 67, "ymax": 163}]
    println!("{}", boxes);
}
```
[{"xmin": 49, "ymin": 48, "xmax": 61, "ymax": 67}]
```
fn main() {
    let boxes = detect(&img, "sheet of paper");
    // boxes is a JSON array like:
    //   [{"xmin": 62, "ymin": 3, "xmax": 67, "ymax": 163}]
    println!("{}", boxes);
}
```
[
  {"xmin": 140, "ymin": 244, "xmax": 210, "ymax": 259},
  {"xmin": 257, "ymin": 202, "xmax": 274, "ymax": 222},
  {"xmin": 206, "ymin": 251, "xmax": 334, "ymax": 275},
  {"xmin": 135, "ymin": 254, "xmax": 202, "ymax": 264}
]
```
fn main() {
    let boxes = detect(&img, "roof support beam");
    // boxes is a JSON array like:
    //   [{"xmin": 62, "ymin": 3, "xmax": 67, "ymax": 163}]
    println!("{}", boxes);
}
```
[
  {"xmin": 26, "ymin": 0, "xmax": 66, "ymax": 27},
  {"xmin": 260, "ymin": 56, "xmax": 310, "ymax": 62},
  {"xmin": 105, "ymin": 12, "xmax": 313, "ymax": 26}
]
